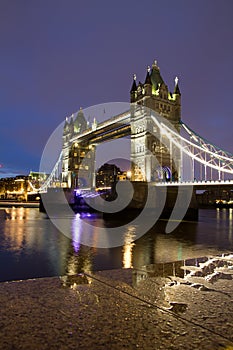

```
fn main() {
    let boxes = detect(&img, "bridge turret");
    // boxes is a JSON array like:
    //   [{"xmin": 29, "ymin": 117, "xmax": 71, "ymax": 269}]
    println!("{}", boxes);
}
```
[
  {"xmin": 63, "ymin": 117, "xmax": 69, "ymax": 135},
  {"xmin": 174, "ymin": 76, "xmax": 181, "ymax": 96},
  {"xmin": 158, "ymin": 81, "xmax": 169, "ymax": 100},
  {"xmin": 150, "ymin": 60, "xmax": 164, "ymax": 88},
  {"xmin": 172, "ymin": 76, "xmax": 181, "ymax": 125},
  {"xmin": 69, "ymin": 115, "xmax": 74, "ymax": 135},
  {"xmin": 62, "ymin": 116, "xmax": 72, "ymax": 185},
  {"xmin": 130, "ymin": 59, "xmax": 181, "ymax": 128},
  {"xmin": 74, "ymin": 107, "xmax": 88, "ymax": 133},
  {"xmin": 130, "ymin": 74, "xmax": 137, "ymax": 103},
  {"xmin": 130, "ymin": 60, "xmax": 182, "ymax": 182},
  {"xmin": 137, "ymin": 81, "xmax": 143, "ymax": 100},
  {"xmin": 144, "ymin": 66, "xmax": 152, "ymax": 96},
  {"xmin": 63, "ymin": 115, "xmax": 74, "ymax": 140}
]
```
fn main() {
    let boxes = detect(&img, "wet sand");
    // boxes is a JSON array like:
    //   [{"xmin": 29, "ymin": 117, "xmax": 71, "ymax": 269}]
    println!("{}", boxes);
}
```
[{"xmin": 0, "ymin": 257, "xmax": 233, "ymax": 350}]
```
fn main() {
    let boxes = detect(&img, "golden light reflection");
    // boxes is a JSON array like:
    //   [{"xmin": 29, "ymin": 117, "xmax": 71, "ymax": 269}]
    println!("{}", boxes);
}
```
[
  {"xmin": 229, "ymin": 208, "xmax": 232, "ymax": 243},
  {"xmin": 66, "ymin": 247, "xmax": 92, "ymax": 277},
  {"xmin": 2, "ymin": 208, "xmax": 44, "ymax": 252},
  {"xmin": 67, "ymin": 255, "xmax": 77, "ymax": 275},
  {"xmin": 229, "ymin": 208, "xmax": 232, "ymax": 221},
  {"xmin": 3, "ymin": 208, "xmax": 28, "ymax": 251},
  {"xmin": 18, "ymin": 207, "xmax": 25, "ymax": 220},
  {"xmin": 122, "ymin": 227, "xmax": 135, "ymax": 268}
]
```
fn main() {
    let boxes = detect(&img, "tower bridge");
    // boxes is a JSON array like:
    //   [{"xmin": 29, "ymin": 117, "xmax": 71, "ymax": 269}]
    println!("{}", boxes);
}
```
[{"xmin": 36, "ymin": 60, "xmax": 233, "ymax": 196}]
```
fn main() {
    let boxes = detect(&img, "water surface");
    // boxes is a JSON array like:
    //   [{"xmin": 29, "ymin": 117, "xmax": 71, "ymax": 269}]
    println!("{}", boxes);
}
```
[{"xmin": 0, "ymin": 207, "xmax": 232, "ymax": 282}]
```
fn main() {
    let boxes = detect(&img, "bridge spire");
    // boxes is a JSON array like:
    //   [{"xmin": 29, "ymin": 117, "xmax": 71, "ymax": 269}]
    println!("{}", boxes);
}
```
[
  {"xmin": 150, "ymin": 59, "xmax": 164, "ymax": 89},
  {"xmin": 144, "ymin": 66, "xmax": 152, "ymax": 85},
  {"xmin": 174, "ymin": 76, "xmax": 181, "ymax": 95},
  {"xmin": 152, "ymin": 59, "xmax": 159, "ymax": 69},
  {"xmin": 130, "ymin": 74, "xmax": 137, "ymax": 92}
]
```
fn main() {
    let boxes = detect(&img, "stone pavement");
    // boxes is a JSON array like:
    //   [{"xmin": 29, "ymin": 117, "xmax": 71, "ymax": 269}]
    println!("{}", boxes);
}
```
[{"xmin": 0, "ymin": 257, "xmax": 233, "ymax": 350}]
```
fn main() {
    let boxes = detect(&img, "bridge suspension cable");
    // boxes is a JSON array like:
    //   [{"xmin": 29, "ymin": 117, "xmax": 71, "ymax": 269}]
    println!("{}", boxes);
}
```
[
  {"xmin": 181, "ymin": 121, "xmax": 233, "ymax": 159},
  {"xmin": 39, "ymin": 151, "xmax": 63, "ymax": 192},
  {"xmin": 151, "ymin": 115, "xmax": 233, "ymax": 181}
]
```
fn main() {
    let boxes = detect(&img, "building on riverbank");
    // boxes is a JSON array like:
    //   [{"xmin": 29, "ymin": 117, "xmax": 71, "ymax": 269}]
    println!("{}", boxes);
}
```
[{"xmin": 0, "ymin": 171, "xmax": 48, "ymax": 201}]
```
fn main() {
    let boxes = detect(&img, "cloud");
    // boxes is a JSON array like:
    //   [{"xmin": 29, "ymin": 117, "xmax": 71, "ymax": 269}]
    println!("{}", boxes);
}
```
[{"xmin": 0, "ymin": 165, "xmax": 27, "ymax": 178}]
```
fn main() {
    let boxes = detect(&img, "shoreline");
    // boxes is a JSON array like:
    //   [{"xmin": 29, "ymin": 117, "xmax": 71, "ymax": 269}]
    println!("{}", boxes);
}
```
[{"xmin": 0, "ymin": 201, "xmax": 39, "ymax": 208}]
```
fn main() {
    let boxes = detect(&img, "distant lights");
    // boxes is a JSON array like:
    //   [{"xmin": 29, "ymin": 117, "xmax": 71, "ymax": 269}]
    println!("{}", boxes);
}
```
[{"xmin": 126, "ymin": 170, "xmax": 132, "ymax": 179}]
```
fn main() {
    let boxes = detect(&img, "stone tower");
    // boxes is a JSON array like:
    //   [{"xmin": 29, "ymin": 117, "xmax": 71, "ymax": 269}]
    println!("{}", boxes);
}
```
[
  {"xmin": 62, "ymin": 108, "xmax": 95, "ymax": 188},
  {"xmin": 130, "ymin": 60, "xmax": 181, "ymax": 182}
]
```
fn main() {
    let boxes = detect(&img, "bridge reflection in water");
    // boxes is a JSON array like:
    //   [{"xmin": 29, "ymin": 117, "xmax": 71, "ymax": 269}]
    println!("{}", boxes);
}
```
[
  {"xmin": 65, "ymin": 208, "xmax": 233, "ymax": 275},
  {"xmin": 0, "ymin": 207, "xmax": 232, "ymax": 283}
]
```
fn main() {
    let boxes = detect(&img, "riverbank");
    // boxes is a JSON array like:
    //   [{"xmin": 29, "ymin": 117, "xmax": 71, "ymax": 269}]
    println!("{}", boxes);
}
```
[
  {"xmin": 0, "ymin": 200, "xmax": 39, "ymax": 208},
  {"xmin": 0, "ymin": 256, "xmax": 233, "ymax": 350}
]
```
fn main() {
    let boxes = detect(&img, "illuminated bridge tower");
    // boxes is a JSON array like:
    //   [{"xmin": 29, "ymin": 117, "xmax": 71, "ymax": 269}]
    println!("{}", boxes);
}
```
[
  {"xmin": 62, "ymin": 108, "xmax": 95, "ymax": 188},
  {"xmin": 130, "ymin": 60, "xmax": 181, "ymax": 182}
]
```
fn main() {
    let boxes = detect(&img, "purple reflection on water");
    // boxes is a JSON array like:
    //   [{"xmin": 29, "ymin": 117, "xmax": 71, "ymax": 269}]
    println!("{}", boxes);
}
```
[
  {"xmin": 71, "ymin": 212, "xmax": 97, "ymax": 252},
  {"xmin": 72, "ymin": 213, "xmax": 81, "ymax": 252}
]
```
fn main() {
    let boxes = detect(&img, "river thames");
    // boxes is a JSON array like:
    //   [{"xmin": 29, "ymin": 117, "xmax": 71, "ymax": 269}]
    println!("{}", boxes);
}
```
[{"xmin": 0, "ymin": 207, "xmax": 232, "ymax": 282}]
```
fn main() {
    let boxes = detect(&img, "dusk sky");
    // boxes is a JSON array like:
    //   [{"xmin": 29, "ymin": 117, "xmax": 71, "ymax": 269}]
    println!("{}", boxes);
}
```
[{"xmin": 0, "ymin": 0, "xmax": 232, "ymax": 177}]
